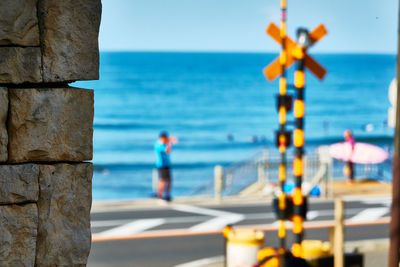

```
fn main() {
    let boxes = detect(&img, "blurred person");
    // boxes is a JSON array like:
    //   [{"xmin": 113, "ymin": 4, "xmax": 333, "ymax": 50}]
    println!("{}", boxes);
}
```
[
  {"xmin": 343, "ymin": 129, "xmax": 355, "ymax": 183},
  {"xmin": 323, "ymin": 120, "xmax": 329, "ymax": 133},
  {"xmin": 154, "ymin": 131, "xmax": 178, "ymax": 201},
  {"xmin": 249, "ymin": 135, "xmax": 258, "ymax": 143}
]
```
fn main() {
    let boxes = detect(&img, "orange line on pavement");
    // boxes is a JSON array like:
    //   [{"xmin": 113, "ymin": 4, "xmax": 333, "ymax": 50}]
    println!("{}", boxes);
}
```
[
  {"xmin": 92, "ymin": 217, "xmax": 391, "ymax": 243},
  {"xmin": 92, "ymin": 229, "xmax": 222, "ymax": 242}
]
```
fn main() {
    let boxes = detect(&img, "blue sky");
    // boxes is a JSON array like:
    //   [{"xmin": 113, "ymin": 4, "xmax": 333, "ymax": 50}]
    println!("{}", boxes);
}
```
[{"xmin": 100, "ymin": 0, "xmax": 398, "ymax": 53}]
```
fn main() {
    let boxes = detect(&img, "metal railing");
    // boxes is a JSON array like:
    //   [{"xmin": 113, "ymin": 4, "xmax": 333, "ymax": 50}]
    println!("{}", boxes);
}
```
[
  {"xmin": 191, "ymin": 145, "xmax": 392, "ymax": 199},
  {"xmin": 223, "ymin": 150, "xmax": 265, "ymax": 195},
  {"xmin": 331, "ymin": 159, "xmax": 392, "ymax": 182},
  {"xmin": 212, "ymin": 147, "xmax": 331, "ymax": 197}
]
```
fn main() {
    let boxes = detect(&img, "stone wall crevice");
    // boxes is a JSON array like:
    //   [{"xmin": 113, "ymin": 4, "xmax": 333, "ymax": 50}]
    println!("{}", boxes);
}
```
[
  {"xmin": 4, "ymin": 82, "xmax": 69, "ymax": 88},
  {"xmin": 1, "ymin": 87, "xmax": 9, "ymax": 163},
  {"xmin": 0, "ymin": 201, "xmax": 37, "ymax": 206},
  {"xmin": 36, "ymin": 0, "xmax": 45, "ymax": 82},
  {"xmin": 0, "ymin": 45, "xmax": 40, "ymax": 48}
]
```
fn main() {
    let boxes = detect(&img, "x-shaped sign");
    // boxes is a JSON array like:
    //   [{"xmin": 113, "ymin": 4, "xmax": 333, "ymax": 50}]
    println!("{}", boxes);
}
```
[{"xmin": 264, "ymin": 23, "xmax": 327, "ymax": 81}]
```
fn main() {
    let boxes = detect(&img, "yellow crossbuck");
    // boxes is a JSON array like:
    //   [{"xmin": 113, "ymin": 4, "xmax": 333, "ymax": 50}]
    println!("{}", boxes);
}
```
[{"xmin": 264, "ymin": 23, "xmax": 328, "ymax": 81}]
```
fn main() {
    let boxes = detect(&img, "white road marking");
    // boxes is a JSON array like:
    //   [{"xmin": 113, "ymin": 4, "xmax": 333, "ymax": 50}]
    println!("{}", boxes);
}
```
[
  {"xmin": 271, "ymin": 220, "xmax": 293, "ymax": 227},
  {"xmin": 90, "ymin": 205, "xmax": 387, "ymax": 239},
  {"xmin": 360, "ymin": 197, "xmax": 392, "ymax": 207},
  {"xmin": 90, "ymin": 208, "xmax": 360, "ymax": 229},
  {"xmin": 96, "ymin": 218, "xmax": 165, "ymax": 237},
  {"xmin": 91, "ymin": 219, "xmax": 134, "ymax": 227},
  {"xmin": 172, "ymin": 204, "xmax": 238, "ymax": 217},
  {"xmin": 271, "ymin": 220, "xmax": 280, "ymax": 227},
  {"xmin": 244, "ymin": 213, "xmax": 275, "ymax": 220},
  {"xmin": 348, "ymin": 207, "xmax": 389, "ymax": 223},
  {"xmin": 307, "ymin": 211, "xmax": 319, "ymax": 220},
  {"xmin": 270, "ymin": 211, "xmax": 319, "ymax": 226},
  {"xmin": 172, "ymin": 205, "xmax": 244, "ymax": 231},
  {"xmin": 190, "ymin": 214, "xmax": 244, "ymax": 231},
  {"xmin": 175, "ymin": 256, "xmax": 224, "ymax": 267},
  {"xmin": 91, "ymin": 216, "xmax": 209, "ymax": 228}
]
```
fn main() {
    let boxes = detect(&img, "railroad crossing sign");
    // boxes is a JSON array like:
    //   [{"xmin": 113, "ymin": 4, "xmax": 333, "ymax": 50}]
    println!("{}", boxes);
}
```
[
  {"xmin": 260, "ymin": 13, "xmax": 328, "ymax": 263},
  {"xmin": 264, "ymin": 22, "xmax": 328, "ymax": 81}
]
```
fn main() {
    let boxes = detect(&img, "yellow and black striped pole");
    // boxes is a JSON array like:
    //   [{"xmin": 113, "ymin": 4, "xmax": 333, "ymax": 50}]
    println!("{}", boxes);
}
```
[
  {"xmin": 291, "ymin": 28, "xmax": 309, "ymax": 258},
  {"xmin": 277, "ymin": 0, "xmax": 288, "ymax": 265},
  {"xmin": 263, "ymin": 3, "xmax": 327, "ymax": 262}
]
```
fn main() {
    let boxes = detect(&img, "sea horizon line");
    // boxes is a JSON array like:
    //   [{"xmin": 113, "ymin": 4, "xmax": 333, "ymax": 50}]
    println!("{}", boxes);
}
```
[{"xmin": 99, "ymin": 50, "xmax": 396, "ymax": 56}]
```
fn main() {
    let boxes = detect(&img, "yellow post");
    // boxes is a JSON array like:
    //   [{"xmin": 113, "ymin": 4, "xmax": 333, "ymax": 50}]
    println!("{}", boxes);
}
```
[
  {"xmin": 226, "ymin": 229, "xmax": 265, "ymax": 267},
  {"xmin": 152, "ymin": 168, "xmax": 158, "ymax": 194},
  {"xmin": 277, "ymin": 1, "xmax": 288, "ymax": 266},
  {"xmin": 214, "ymin": 165, "xmax": 224, "ymax": 203},
  {"xmin": 334, "ymin": 199, "xmax": 344, "ymax": 267},
  {"xmin": 291, "ymin": 38, "xmax": 306, "ymax": 258}
]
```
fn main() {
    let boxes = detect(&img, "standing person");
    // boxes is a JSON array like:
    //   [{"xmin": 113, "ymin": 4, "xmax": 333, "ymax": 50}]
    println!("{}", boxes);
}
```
[
  {"xmin": 154, "ymin": 131, "xmax": 177, "ymax": 201},
  {"xmin": 344, "ymin": 130, "xmax": 355, "ymax": 183}
]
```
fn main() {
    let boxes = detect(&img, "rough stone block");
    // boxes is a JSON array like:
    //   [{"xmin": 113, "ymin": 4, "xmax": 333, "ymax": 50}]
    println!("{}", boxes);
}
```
[
  {"xmin": 8, "ymin": 88, "xmax": 94, "ymax": 163},
  {"xmin": 0, "ymin": 164, "xmax": 39, "ymax": 204},
  {"xmin": 0, "ymin": 204, "xmax": 38, "ymax": 267},
  {"xmin": 36, "ymin": 163, "xmax": 93, "ymax": 266},
  {"xmin": 0, "ymin": 47, "xmax": 42, "ymax": 84},
  {"xmin": 0, "ymin": 0, "xmax": 40, "ymax": 46},
  {"xmin": 0, "ymin": 48, "xmax": 42, "ymax": 84},
  {"xmin": 40, "ymin": 0, "xmax": 102, "ymax": 82},
  {"xmin": 0, "ymin": 87, "xmax": 8, "ymax": 162}
]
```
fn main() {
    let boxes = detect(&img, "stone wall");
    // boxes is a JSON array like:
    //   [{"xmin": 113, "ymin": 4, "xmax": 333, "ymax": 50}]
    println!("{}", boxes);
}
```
[{"xmin": 0, "ymin": 0, "xmax": 101, "ymax": 266}]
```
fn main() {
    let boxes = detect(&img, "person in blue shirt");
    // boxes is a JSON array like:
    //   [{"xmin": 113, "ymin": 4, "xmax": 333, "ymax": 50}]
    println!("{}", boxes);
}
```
[{"xmin": 155, "ymin": 131, "xmax": 177, "ymax": 201}]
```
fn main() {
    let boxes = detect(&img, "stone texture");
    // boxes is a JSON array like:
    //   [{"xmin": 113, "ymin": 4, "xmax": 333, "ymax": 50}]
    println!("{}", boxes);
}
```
[
  {"xmin": 8, "ymin": 88, "xmax": 94, "ymax": 163},
  {"xmin": 0, "ymin": 88, "xmax": 7, "ymax": 162},
  {"xmin": 0, "ymin": 47, "xmax": 42, "ymax": 84},
  {"xmin": 36, "ymin": 163, "xmax": 93, "ymax": 266},
  {"xmin": 0, "ymin": 164, "xmax": 39, "ymax": 204},
  {"xmin": 40, "ymin": 0, "xmax": 102, "ymax": 82},
  {"xmin": 0, "ymin": 204, "xmax": 38, "ymax": 267},
  {"xmin": 0, "ymin": 0, "xmax": 40, "ymax": 46}
]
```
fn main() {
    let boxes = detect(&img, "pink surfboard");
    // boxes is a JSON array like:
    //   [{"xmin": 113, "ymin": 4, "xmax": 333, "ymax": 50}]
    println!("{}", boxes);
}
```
[{"xmin": 329, "ymin": 142, "xmax": 389, "ymax": 164}]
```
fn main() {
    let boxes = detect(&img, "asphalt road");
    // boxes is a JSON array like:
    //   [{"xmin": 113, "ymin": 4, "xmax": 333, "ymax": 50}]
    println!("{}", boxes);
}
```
[{"xmin": 88, "ymin": 197, "xmax": 391, "ymax": 267}]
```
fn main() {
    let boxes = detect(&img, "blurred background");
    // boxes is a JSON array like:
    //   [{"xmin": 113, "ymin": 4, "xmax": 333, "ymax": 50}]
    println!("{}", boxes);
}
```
[{"xmin": 73, "ymin": 0, "xmax": 397, "ymax": 200}]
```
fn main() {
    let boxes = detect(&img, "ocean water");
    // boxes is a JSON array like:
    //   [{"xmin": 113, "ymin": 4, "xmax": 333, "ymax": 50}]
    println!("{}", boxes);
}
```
[{"xmin": 73, "ymin": 52, "xmax": 396, "ymax": 200}]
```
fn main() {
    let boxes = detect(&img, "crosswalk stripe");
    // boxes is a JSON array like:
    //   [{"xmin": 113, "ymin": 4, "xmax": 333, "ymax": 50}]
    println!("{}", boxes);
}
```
[
  {"xmin": 172, "ymin": 204, "xmax": 238, "ymax": 217},
  {"xmin": 90, "ymin": 205, "xmax": 390, "ymax": 238},
  {"xmin": 172, "ymin": 204, "xmax": 245, "ymax": 231},
  {"xmin": 91, "ymin": 219, "xmax": 133, "ymax": 227},
  {"xmin": 360, "ymin": 197, "xmax": 392, "ymax": 207},
  {"xmin": 96, "ymin": 218, "xmax": 166, "ymax": 237},
  {"xmin": 348, "ymin": 207, "xmax": 389, "ymax": 223},
  {"xmin": 190, "ymin": 214, "xmax": 244, "ymax": 231},
  {"xmin": 270, "ymin": 211, "xmax": 320, "ymax": 226},
  {"xmin": 307, "ymin": 211, "xmax": 319, "ymax": 220}
]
